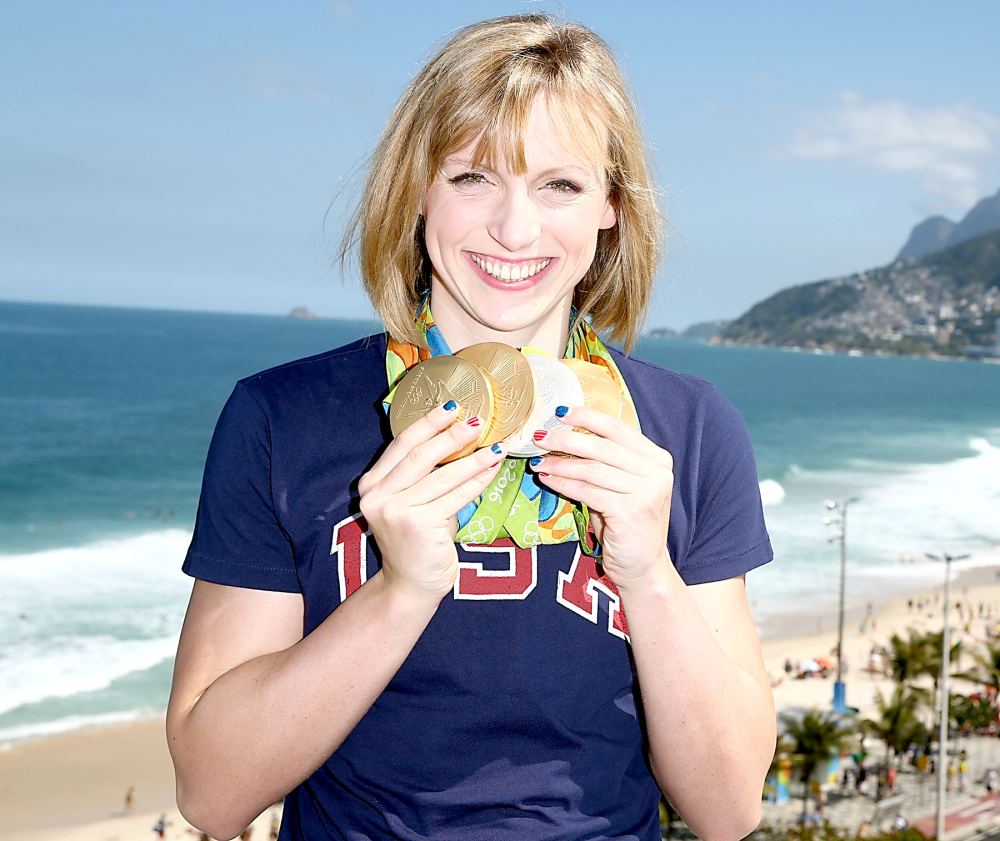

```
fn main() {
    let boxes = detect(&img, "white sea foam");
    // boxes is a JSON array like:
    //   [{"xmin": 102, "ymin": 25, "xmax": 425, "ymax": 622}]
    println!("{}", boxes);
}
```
[
  {"xmin": 0, "ymin": 529, "xmax": 192, "ymax": 715},
  {"xmin": 0, "ymin": 708, "xmax": 159, "ymax": 750},
  {"xmin": 751, "ymin": 433, "xmax": 1000, "ymax": 625},
  {"xmin": 759, "ymin": 479, "xmax": 786, "ymax": 507}
]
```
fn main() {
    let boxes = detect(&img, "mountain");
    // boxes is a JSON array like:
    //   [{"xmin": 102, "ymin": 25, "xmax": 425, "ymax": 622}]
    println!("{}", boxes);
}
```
[
  {"xmin": 897, "ymin": 216, "xmax": 955, "ymax": 261},
  {"xmin": 720, "ymin": 229, "xmax": 1000, "ymax": 358},
  {"xmin": 681, "ymin": 319, "xmax": 732, "ymax": 341},
  {"xmin": 896, "ymin": 187, "xmax": 1000, "ymax": 261}
]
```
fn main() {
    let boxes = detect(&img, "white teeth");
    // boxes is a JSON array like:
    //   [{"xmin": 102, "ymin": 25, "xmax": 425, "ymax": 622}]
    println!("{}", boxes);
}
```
[{"xmin": 470, "ymin": 254, "xmax": 551, "ymax": 281}]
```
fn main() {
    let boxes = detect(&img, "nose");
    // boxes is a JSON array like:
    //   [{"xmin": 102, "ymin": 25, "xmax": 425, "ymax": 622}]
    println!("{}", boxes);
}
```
[{"xmin": 486, "ymin": 185, "xmax": 542, "ymax": 254}]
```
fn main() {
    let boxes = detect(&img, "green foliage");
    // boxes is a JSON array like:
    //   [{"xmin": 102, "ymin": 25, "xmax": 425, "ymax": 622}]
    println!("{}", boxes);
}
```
[
  {"xmin": 861, "ymin": 686, "xmax": 927, "ymax": 759},
  {"xmin": 949, "ymin": 692, "xmax": 998, "ymax": 733}
]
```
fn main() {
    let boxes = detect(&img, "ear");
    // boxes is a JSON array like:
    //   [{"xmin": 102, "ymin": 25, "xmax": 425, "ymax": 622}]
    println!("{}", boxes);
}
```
[{"xmin": 598, "ymin": 196, "xmax": 617, "ymax": 230}]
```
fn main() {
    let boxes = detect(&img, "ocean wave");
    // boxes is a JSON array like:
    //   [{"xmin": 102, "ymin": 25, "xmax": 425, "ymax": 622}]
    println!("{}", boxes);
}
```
[
  {"xmin": 0, "ymin": 635, "xmax": 178, "ymax": 716},
  {"xmin": 0, "ymin": 708, "xmax": 161, "ymax": 751},
  {"xmin": 759, "ymin": 479, "xmax": 786, "ymax": 507},
  {"xmin": 0, "ymin": 528, "xmax": 192, "ymax": 714}
]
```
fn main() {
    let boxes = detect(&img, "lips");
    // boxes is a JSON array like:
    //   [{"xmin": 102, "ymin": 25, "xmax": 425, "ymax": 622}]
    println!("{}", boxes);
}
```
[{"xmin": 464, "ymin": 251, "xmax": 556, "ymax": 289}]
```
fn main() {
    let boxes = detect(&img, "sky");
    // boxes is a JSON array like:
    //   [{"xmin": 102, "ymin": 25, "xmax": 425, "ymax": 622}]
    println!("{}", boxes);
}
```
[{"xmin": 2, "ymin": 1, "xmax": 999, "ymax": 331}]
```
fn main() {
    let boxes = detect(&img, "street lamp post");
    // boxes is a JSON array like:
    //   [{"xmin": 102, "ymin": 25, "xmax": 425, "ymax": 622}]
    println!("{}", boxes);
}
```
[
  {"xmin": 824, "ymin": 497, "xmax": 860, "ymax": 713},
  {"xmin": 926, "ymin": 551, "xmax": 971, "ymax": 841}
]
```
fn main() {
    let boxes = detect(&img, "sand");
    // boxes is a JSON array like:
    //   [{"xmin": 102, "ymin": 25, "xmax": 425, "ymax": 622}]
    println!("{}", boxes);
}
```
[{"xmin": 5, "ymin": 550, "xmax": 1000, "ymax": 840}]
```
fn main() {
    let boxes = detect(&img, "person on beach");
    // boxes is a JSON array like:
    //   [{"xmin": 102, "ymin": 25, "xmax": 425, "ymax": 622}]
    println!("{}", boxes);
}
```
[{"xmin": 166, "ymin": 13, "xmax": 775, "ymax": 841}]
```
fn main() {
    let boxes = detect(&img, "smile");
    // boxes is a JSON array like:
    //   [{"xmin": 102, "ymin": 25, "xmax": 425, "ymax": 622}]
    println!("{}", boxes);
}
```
[{"xmin": 466, "ymin": 251, "xmax": 553, "ymax": 283}]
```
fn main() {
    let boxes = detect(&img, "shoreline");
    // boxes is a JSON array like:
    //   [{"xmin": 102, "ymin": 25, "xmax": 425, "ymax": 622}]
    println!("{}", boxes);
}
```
[{"xmin": 5, "ymin": 554, "xmax": 1000, "ymax": 839}]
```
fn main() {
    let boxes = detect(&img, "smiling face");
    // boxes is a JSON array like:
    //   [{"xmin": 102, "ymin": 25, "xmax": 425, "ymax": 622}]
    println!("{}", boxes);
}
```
[{"xmin": 422, "ymin": 95, "xmax": 617, "ymax": 354}]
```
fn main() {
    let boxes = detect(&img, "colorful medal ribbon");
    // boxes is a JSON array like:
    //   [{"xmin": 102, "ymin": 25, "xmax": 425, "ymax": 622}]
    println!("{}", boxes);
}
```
[{"xmin": 383, "ymin": 299, "xmax": 637, "ymax": 556}]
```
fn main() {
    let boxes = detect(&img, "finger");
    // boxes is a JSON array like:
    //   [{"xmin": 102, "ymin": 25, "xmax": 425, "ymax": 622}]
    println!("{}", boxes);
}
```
[
  {"xmin": 556, "ymin": 405, "xmax": 667, "ymax": 462},
  {"xmin": 362, "ymin": 401, "xmax": 464, "ymax": 490},
  {"xmin": 528, "ymin": 454, "xmax": 635, "ymax": 494},
  {"xmin": 419, "ymin": 456, "xmax": 507, "ymax": 520},
  {"xmin": 534, "ymin": 472, "xmax": 623, "ymax": 514},
  {"xmin": 405, "ymin": 443, "xmax": 506, "ymax": 506},
  {"xmin": 379, "ymin": 414, "xmax": 486, "ymax": 495},
  {"xmin": 534, "ymin": 426, "xmax": 649, "ymax": 477}
]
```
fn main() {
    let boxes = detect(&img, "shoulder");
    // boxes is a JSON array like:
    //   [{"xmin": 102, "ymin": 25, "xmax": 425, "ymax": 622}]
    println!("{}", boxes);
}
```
[
  {"xmin": 608, "ymin": 345, "xmax": 736, "ymax": 432},
  {"xmin": 235, "ymin": 332, "xmax": 388, "ymax": 412}
]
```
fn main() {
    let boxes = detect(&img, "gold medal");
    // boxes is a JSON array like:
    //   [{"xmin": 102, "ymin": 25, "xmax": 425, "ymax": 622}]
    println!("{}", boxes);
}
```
[
  {"xmin": 456, "ymin": 342, "xmax": 534, "ymax": 444},
  {"xmin": 560, "ymin": 358, "xmax": 621, "ymax": 418},
  {"xmin": 389, "ymin": 356, "xmax": 495, "ymax": 461}
]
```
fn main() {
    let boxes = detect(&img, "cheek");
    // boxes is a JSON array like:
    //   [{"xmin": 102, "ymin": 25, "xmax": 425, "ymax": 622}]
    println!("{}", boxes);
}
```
[
  {"xmin": 549, "ymin": 208, "xmax": 602, "ymax": 261},
  {"xmin": 426, "ymin": 199, "xmax": 480, "ymax": 254}
]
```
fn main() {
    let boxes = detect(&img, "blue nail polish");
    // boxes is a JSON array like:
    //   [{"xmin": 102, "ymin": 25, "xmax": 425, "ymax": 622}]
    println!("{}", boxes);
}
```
[
  {"xmin": 443, "ymin": 399, "xmax": 458, "ymax": 411},
  {"xmin": 554, "ymin": 405, "xmax": 569, "ymax": 418},
  {"xmin": 529, "ymin": 456, "xmax": 543, "ymax": 467},
  {"xmin": 491, "ymin": 443, "xmax": 503, "ymax": 455}
]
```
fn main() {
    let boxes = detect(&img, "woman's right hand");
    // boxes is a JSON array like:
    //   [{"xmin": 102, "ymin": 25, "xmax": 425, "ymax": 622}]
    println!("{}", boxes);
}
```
[{"xmin": 357, "ymin": 402, "xmax": 505, "ymax": 602}]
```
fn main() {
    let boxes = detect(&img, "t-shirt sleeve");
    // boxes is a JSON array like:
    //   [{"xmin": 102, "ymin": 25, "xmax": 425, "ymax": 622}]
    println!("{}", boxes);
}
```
[
  {"xmin": 676, "ymin": 385, "xmax": 773, "ymax": 586},
  {"xmin": 182, "ymin": 382, "xmax": 300, "ymax": 592}
]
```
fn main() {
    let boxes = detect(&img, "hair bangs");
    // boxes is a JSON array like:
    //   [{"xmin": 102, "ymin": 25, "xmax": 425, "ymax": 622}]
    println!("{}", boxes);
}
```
[{"xmin": 432, "ymin": 59, "xmax": 612, "ymax": 182}]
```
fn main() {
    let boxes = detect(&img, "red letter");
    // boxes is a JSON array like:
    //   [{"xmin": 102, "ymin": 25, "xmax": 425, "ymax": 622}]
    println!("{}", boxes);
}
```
[
  {"xmin": 454, "ymin": 538, "xmax": 537, "ymax": 600},
  {"xmin": 556, "ymin": 547, "xmax": 629, "ymax": 640},
  {"xmin": 331, "ymin": 513, "xmax": 370, "ymax": 601}
]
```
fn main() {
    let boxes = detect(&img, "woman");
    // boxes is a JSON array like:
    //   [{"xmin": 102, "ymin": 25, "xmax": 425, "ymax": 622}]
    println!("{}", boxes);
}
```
[{"xmin": 167, "ymin": 14, "xmax": 776, "ymax": 841}]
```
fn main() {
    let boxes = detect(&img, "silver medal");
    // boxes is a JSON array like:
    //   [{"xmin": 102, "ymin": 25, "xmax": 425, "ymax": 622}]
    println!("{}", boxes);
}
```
[{"xmin": 503, "ymin": 354, "xmax": 584, "ymax": 457}]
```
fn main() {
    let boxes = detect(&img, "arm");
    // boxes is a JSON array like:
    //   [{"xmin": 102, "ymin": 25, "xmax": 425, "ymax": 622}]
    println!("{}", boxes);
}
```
[
  {"xmin": 619, "ymin": 567, "xmax": 775, "ymax": 840},
  {"xmin": 166, "ymin": 572, "xmax": 439, "ymax": 841},
  {"xmin": 168, "ymin": 402, "xmax": 506, "ymax": 840},
  {"xmin": 531, "ymin": 404, "xmax": 774, "ymax": 840}
]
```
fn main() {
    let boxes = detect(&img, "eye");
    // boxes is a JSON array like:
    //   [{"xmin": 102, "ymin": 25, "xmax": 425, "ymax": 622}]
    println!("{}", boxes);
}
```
[
  {"xmin": 448, "ymin": 171, "xmax": 489, "ymax": 188},
  {"xmin": 546, "ymin": 178, "xmax": 582, "ymax": 194}
]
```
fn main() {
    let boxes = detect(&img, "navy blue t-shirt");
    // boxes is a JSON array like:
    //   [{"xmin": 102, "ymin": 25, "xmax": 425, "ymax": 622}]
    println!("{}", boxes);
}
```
[{"xmin": 182, "ymin": 333, "xmax": 773, "ymax": 840}]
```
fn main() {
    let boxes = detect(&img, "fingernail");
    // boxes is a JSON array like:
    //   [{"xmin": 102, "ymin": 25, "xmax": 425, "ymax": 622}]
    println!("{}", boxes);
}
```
[
  {"xmin": 529, "ymin": 456, "xmax": 543, "ymax": 467},
  {"xmin": 554, "ymin": 405, "xmax": 570, "ymax": 418},
  {"xmin": 532, "ymin": 430, "xmax": 548, "ymax": 442},
  {"xmin": 443, "ymin": 399, "xmax": 458, "ymax": 411},
  {"xmin": 466, "ymin": 416, "xmax": 481, "ymax": 427},
  {"xmin": 491, "ymin": 443, "xmax": 503, "ymax": 455}
]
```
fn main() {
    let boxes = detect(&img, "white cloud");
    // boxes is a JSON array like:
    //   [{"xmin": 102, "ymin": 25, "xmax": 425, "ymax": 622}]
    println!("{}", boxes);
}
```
[{"xmin": 785, "ymin": 91, "xmax": 1000, "ymax": 210}]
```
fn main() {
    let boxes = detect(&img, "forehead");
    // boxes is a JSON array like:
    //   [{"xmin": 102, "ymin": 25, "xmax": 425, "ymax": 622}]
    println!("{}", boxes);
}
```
[{"xmin": 437, "ymin": 92, "xmax": 610, "ymax": 176}]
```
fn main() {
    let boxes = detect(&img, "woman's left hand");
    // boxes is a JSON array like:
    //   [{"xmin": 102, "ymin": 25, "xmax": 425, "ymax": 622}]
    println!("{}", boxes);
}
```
[{"xmin": 530, "ymin": 405, "xmax": 674, "ymax": 591}]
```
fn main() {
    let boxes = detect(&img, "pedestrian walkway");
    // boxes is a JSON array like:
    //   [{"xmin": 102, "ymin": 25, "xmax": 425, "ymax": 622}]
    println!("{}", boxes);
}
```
[{"xmin": 760, "ymin": 734, "xmax": 1000, "ymax": 839}]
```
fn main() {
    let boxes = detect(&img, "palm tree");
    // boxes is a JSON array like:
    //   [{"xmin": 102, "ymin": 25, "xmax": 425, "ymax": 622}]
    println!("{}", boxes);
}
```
[
  {"xmin": 953, "ymin": 639, "xmax": 1000, "ymax": 695},
  {"xmin": 861, "ymin": 685, "xmax": 927, "ymax": 770},
  {"xmin": 779, "ymin": 708, "xmax": 857, "ymax": 818},
  {"xmin": 886, "ymin": 629, "xmax": 931, "ymax": 684},
  {"xmin": 920, "ymin": 629, "xmax": 963, "ymax": 737}
]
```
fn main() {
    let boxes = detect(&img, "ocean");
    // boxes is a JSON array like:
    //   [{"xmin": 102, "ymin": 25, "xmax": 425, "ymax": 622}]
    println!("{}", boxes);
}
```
[{"xmin": 1, "ymin": 299, "xmax": 998, "ymax": 747}]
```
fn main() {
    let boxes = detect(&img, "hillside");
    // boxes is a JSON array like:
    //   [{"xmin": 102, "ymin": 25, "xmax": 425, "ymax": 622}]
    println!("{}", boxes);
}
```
[{"xmin": 720, "ymin": 229, "xmax": 1000, "ymax": 357}]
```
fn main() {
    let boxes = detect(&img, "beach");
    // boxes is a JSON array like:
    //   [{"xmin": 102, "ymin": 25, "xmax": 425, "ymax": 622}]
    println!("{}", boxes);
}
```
[{"xmin": 5, "ymin": 552, "xmax": 1000, "ymax": 840}]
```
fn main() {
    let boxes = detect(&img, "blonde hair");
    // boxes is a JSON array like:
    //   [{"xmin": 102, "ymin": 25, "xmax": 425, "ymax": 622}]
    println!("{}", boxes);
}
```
[{"xmin": 341, "ymin": 13, "xmax": 662, "ymax": 352}]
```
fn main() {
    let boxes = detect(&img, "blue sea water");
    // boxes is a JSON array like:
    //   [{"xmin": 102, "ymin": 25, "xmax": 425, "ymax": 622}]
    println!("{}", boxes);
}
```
[{"xmin": 1, "ymin": 299, "xmax": 998, "ymax": 746}]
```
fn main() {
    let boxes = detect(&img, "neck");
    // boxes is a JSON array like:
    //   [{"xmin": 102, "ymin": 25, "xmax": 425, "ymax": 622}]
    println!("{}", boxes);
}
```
[{"xmin": 427, "ymin": 285, "xmax": 572, "ymax": 357}]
